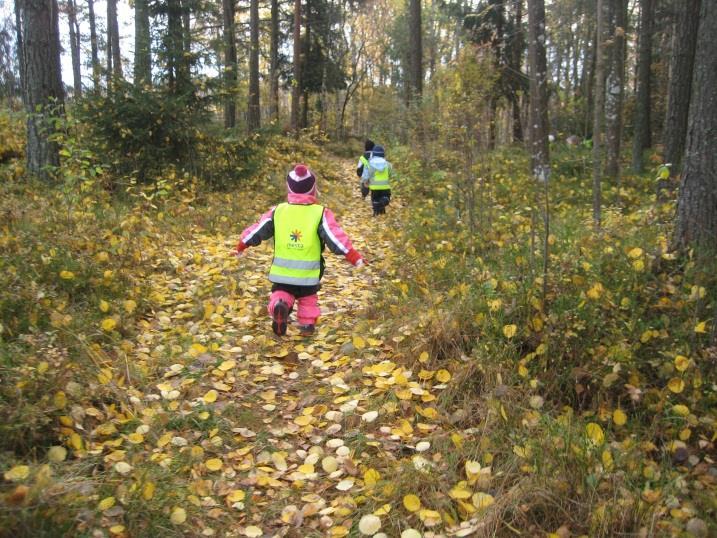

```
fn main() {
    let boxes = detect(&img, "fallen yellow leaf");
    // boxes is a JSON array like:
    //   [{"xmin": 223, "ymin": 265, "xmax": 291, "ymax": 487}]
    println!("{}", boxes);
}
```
[
  {"xmin": 503, "ymin": 324, "xmax": 517, "ymax": 338},
  {"xmin": 612, "ymin": 408, "xmax": 627, "ymax": 426},
  {"xmin": 98, "ymin": 497, "xmax": 116, "ymax": 511},
  {"xmin": 170, "ymin": 507, "xmax": 187, "ymax": 524},
  {"xmin": 203, "ymin": 389, "xmax": 218, "ymax": 403},
  {"xmin": 674, "ymin": 355, "xmax": 690, "ymax": 372},
  {"xmin": 205, "ymin": 458, "xmax": 223, "ymax": 471},
  {"xmin": 667, "ymin": 378, "xmax": 685, "ymax": 394},
  {"xmin": 585, "ymin": 422, "xmax": 605, "ymax": 445},
  {"xmin": 403, "ymin": 494, "xmax": 421, "ymax": 512},
  {"xmin": 435, "ymin": 369, "xmax": 451, "ymax": 383}
]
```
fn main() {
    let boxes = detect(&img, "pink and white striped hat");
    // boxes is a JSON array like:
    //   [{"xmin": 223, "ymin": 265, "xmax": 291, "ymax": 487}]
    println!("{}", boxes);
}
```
[{"xmin": 286, "ymin": 164, "xmax": 317, "ymax": 195}]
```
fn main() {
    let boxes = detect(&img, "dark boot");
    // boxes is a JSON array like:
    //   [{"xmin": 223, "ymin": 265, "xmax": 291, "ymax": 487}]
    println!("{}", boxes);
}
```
[
  {"xmin": 271, "ymin": 300, "xmax": 289, "ymax": 336},
  {"xmin": 298, "ymin": 324, "xmax": 315, "ymax": 336}
]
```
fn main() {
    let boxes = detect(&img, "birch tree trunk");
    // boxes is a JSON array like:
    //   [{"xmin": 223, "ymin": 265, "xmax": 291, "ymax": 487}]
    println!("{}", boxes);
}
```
[
  {"xmin": 527, "ymin": 0, "xmax": 550, "ymax": 179},
  {"xmin": 592, "ymin": 0, "xmax": 607, "ymax": 228},
  {"xmin": 604, "ymin": 0, "xmax": 626, "ymax": 180},
  {"xmin": 528, "ymin": 0, "xmax": 550, "ymax": 300}
]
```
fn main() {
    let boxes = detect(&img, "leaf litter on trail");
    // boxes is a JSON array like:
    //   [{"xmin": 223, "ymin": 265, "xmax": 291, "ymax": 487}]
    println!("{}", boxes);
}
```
[{"xmin": 9, "ymin": 158, "xmax": 488, "ymax": 537}]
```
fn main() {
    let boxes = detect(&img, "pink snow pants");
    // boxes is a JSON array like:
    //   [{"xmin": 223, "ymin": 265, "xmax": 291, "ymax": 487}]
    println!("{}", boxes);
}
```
[{"xmin": 268, "ymin": 290, "xmax": 321, "ymax": 325}]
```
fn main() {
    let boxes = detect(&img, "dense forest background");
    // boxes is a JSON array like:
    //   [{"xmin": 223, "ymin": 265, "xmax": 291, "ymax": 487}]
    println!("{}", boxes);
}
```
[
  {"xmin": 0, "ymin": 0, "xmax": 710, "ymax": 187},
  {"xmin": 1, "ymin": 0, "xmax": 716, "ymax": 536},
  {"xmin": 3, "ymin": 0, "xmax": 715, "ymax": 250}
]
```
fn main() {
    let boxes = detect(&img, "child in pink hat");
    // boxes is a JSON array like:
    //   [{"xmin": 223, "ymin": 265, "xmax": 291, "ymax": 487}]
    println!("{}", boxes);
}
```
[{"xmin": 234, "ymin": 164, "xmax": 365, "ymax": 336}]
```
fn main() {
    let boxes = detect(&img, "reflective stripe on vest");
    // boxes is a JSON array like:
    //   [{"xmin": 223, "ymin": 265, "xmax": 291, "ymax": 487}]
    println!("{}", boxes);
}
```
[
  {"xmin": 359, "ymin": 155, "xmax": 369, "ymax": 168},
  {"xmin": 269, "ymin": 203, "xmax": 324, "ymax": 286},
  {"xmin": 272, "ymin": 257, "xmax": 321, "ymax": 270},
  {"xmin": 369, "ymin": 165, "xmax": 390, "ymax": 190}
]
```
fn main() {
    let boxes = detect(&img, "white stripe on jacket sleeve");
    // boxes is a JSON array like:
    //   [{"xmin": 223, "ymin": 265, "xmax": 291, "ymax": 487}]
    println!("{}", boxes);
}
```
[
  {"xmin": 242, "ymin": 217, "xmax": 272, "ymax": 244},
  {"xmin": 321, "ymin": 215, "xmax": 349, "ymax": 254}
]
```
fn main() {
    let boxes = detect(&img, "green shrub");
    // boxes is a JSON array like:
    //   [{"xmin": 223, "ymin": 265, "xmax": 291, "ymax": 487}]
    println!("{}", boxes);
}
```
[{"xmin": 77, "ymin": 81, "xmax": 210, "ymax": 183}]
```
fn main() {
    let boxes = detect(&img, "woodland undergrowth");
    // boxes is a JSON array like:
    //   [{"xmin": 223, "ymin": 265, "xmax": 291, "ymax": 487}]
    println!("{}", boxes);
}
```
[
  {"xmin": 380, "ymin": 142, "xmax": 717, "ymax": 536},
  {"xmin": 0, "ymin": 108, "xmax": 716, "ymax": 537}
]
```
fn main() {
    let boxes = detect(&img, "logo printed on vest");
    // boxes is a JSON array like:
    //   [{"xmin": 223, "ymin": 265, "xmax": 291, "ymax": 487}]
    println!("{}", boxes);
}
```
[{"xmin": 287, "ymin": 228, "xmax": 304, "ymax": 249}]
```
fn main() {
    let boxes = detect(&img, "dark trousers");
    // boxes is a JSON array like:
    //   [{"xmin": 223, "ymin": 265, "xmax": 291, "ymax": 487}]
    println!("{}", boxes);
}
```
[{"xmin": 370, "ymin": 189, "xmax": 391, "ymax": 215}]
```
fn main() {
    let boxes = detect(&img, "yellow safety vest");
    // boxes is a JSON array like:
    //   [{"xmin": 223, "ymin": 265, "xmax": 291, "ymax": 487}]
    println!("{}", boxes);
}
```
[
  {"xmin": 369, "ymin": 165, "xmax": 391, "ymax": 190},
  {"xmin": 269, "ymin": 203, "xmax": 324, "ymax": 286}
]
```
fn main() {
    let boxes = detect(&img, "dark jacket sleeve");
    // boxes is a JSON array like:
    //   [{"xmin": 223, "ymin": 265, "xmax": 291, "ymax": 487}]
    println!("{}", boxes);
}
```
[{"xmin": 236, "ymin": 207, "xmax": 275, "ymax": 251}]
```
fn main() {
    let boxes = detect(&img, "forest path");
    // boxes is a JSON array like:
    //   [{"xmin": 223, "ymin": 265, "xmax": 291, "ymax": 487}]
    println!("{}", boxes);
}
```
[{"xmin": 130, "ymin": 158, "xmax": 461, "ymax": 536}]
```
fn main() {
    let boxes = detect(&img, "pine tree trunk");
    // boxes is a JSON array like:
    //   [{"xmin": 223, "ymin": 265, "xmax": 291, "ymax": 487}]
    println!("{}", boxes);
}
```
[
  {"xmin": 664, "ymin": 0, "xmax": 700, "ymax": 174},
  {"xmin": 302, "ymin": 89, "xmax": 309, "ymax": 129},
  {"xmin": 290, "ymin": 0, "xmax": 301, "ymax": 133},
  {"xmin": 428, "ymin": 4, "xmax": 436, "ymax": 80},
  {"xmin": 584, "ymin": 27, "xmax": 597, "ymax": 139},
  {"xmin": 592, "ymin": 0, "xmax": 608, "ymax": 227},
  {"xmin": 604, "ymin": 0, "xmax": 626, "ymax": 180},
  {"xmin": 527, "ymin": 0, "xmax": 550, "ymax": 179},
  {"xmin": 654, "ymin": 6, "xmax": 673, "ymax": 147},
  {"xmin": 247, "ymin": 0, "xmax": 261, "ymax": 131},
  {"xmin": 15, "ymin": 0, "xmax": 26, "ymax": 102},
  {"xmin": 673, "ymin": 1, "xmax": 717, "ymax": 252},
  {"xmin": 300, "ymin": 0, "xmax": 310, "ymax": 129},
  {"xmin": 408, "ymin": 0, "xmax": 422, "ymax": 102},
  {"xmin": 166, "ymin": 0, "xmax": 184, "ymax": 92},
  {"xmin": 512, "ymin": 94, "xmax": 522, "ymax": 143},
  {"xmin": 106, "ymin": 0, "xmax": 121, "ymax": 81},
  {"xmin": 20, "ymin": 0, "xmax": 64, "ymax": 180},
  {"xmin": 222, "ymin": 0, "xmax": 237, "ymax": 128},
  {"xmin": 631, "ymin": 0, "xmax": 654, "ymax": 172},
  {"xmin": 181, "ymin": 0, "xmax": 191, "ymax": 81},
  {"xmin": 87, "ymin": 0, "xmax": 99, "ymax": 90},
  {"xmin": 488, "ymin": 96, "xmax": 498, "ymax": 150},
  {"xmin": 134, "ymin": 0, "xmax": 151, "ymax": 86},
  {"xmin": 106, "ymin": 0, "xmax": 113, "ymax": 83},
  {"xmin": 571, "ymin": 21, "xmax": 579, "ymax": 93},
  {"xmin": 67, "ymin": 0, "xmax": 82, "ymax": 97},
  {"xmin": 269, "ymin": 0, "xmax": 280, "ymax": 120},
  {"xmin": 510, "ymin": 0, "xmax": 524, "ymax": 143}
]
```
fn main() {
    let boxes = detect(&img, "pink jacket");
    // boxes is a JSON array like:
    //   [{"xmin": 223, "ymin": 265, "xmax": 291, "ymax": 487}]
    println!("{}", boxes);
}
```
[{"xmin": 236, "ymin": 193, "xmax": 363, "ymax": 266}]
